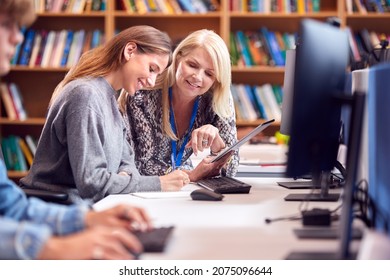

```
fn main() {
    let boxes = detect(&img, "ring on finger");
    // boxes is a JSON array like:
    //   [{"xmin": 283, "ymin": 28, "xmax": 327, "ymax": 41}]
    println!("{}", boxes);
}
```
[{"xmin": 202, "ymin": 139, "xmax": 208, "ymax": 146}]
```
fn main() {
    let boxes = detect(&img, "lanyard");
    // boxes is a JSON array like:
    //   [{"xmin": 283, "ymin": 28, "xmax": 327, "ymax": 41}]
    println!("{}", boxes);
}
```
[{"xmin": 169, "ymin": 88, "xmax": 199, "ymax": 170}]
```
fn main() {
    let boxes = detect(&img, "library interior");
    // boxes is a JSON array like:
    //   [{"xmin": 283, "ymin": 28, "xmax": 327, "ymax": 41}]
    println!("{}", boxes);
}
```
[{"xmin": 1, "ymin": 0, "xmax": 390, "ymax": 260}]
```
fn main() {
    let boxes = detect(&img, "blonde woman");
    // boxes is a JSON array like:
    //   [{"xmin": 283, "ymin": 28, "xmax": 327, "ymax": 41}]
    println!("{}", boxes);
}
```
[{"xmin": 119, "ymin": 29, "xmax": 239, "ymax": 181}]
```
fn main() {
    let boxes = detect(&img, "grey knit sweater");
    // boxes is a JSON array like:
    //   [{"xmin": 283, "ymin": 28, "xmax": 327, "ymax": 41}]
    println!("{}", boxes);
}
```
[{"xmin": 20, "ymin": 77, "xmax": 160, "ymax": 203}]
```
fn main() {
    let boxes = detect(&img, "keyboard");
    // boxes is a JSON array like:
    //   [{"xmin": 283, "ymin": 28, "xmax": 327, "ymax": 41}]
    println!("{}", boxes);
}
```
[
  {"xmin": 196, "ymin": 177, "xmax": 252, "ymax": 194},
  {"xmin": 133, "ymin": 226, "xmax": 174, "ymax": 253}
]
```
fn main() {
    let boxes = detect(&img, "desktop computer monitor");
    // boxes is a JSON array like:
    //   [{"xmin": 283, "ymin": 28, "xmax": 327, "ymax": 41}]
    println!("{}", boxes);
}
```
[
  {"xmin": 286, "ymin": 19, "xmax": 366, "ymax": 260},
  {"xmin": 286, "ymin": 19, "xmax": 349, "ymax": 201},
  {"xmin": 368, "ymin": 63, "xmax": 390, "ymax": 236}
]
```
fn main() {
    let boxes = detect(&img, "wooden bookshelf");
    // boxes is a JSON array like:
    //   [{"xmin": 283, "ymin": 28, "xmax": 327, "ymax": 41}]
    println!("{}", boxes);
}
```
[{"xmin": 1, "ymin": 0, "xmax": 389, "ymax": 179}]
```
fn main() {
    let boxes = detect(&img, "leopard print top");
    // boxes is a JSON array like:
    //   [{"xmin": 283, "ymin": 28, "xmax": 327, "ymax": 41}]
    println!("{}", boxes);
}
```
[{"xmin": 122, "ymin": 89, "xmax": 239, "ymax": 177}]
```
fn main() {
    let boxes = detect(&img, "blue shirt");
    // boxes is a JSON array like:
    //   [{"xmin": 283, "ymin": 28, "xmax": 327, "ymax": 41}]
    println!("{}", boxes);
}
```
[{"xmin": 0, "ymin": 160, "xmax": 88, "ymax": 259}]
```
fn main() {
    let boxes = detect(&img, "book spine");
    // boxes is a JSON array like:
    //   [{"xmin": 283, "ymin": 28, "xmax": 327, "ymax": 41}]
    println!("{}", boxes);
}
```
[
  {"xmin": 236, "ymin": 84, "xmax": 258, "ymax": 121},
  {"xmin": 18, "ymin": 29, "xmax": 36, "ymax": 65},
  {"xmin": 11, "ymin": 27, "xmax": 26, "ymax": 65},
  {"xmin": 250, "ymin": 85, "xmax": 267, "ymax": 119},
  {"xmin": 35, "ymin": 30, "xmax": 49, "ymax": 66},
  {"xmin": 253, "ymin": 86, "xmax": 268, "ymax": 119},
  {"xmin": 261, "ymin": 27, "xmax": 285, "ymax": 66},
  {"xmin": 8, "ymin": 83, "xmax": 27, "ymax": 120},
  {"xmin": 18, "ymin": 137, "xmax": 34, "ymax": 167},
  {"xmin": 235, "ymin": 31, "xmax": 254, "ymax": 66},
  {"xmin": 25, "ymin": 135, "xmax": 37, "ymax": 156},
  {"xmin": 41, "ymin": 30, "xmax": 56, "ymax": 67},
  {"xmin": 0, "ymin": 83, "xmax": 17, "ymax": 120},
  {"xmin": 29, "ymin": 32, "xmax": 42, "ymax": 67},
  {"xmin": 13, "ymin": 136, "xmax": 28, "ymax": 171},
  {"xmin": 61, "ymin": 30, "xmax": 74, "ymax": 67},
  {"xmin": 1, "ymin": 138, "xmax": 13, "ymax": 170}
]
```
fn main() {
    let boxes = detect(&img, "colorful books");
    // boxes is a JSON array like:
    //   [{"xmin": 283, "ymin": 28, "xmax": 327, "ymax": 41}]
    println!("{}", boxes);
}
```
[{"xmin": 1, "ymin": 135, "xmax": 37, "ymax": 171}]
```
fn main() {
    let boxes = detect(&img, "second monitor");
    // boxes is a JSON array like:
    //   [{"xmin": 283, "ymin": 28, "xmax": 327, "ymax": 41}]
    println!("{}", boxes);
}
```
[{"xmin": 284, "ymin": 19, "xmax": 350, "ymax": 202}]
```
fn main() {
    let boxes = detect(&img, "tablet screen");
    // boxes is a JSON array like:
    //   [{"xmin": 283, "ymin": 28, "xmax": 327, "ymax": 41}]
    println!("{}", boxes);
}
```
[{"xmin": 211, "ymin": 119, "xmax": 275, "ymax": 163}]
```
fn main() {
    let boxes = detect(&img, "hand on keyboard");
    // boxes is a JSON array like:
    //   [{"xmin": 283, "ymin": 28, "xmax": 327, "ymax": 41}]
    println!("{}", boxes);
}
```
[{"xmin": 133, "ymin": 226, "xmax": 175, "ymax": 253}]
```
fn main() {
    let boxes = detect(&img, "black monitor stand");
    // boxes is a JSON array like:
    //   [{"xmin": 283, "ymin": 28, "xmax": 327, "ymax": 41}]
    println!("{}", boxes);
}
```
[{"xmin": 283, "ymin": 171, "xmax": 341, "ymax": 202}]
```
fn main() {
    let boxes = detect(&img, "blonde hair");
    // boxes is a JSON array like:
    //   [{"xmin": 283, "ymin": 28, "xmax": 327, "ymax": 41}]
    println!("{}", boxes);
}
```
[
  {"xmin": 50, "ymin": 25, "xmax": 172, "ymax": 105},
  {"xmin": 163, "ymin": 29, "xmax": 233, "ymax": 139},
  {"xmin": 0, "ymin": 0, "xmax": 36, "ymax": 26},
  {"xmin": 119, "ymin": 29, "xmax": 233, "ymax": 140}
]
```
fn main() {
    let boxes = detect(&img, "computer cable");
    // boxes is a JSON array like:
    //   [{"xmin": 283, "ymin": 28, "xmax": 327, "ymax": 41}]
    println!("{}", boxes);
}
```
[
  {"xmin": 353, "ymin": 179, "xmax": 389, "ymax": 233},
  {"xmin": 265, "ymin": 204, "xmax": 342, "ymax": 226},
  {"xmin": 353, "ymin": 179, "xmax": 371, "ymax": 227},
  {"xmin": 264, "ymin": 213, "xmax": 302, "ymax": 224}
]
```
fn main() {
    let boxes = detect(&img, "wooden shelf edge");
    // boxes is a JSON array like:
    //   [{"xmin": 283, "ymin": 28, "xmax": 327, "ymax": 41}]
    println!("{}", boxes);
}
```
[
  {"xmin": 36, "ymin": 12, "xmax": 106, "ymax": 17},
  {"xmin": 10, "ymin": 66, "xmax": 70, "ymax": 72},
  {"xmin": 7, "ymin": 170, "xmax": 28, "ymax": 178},
  {"xmin": 229, "ymin": 12, "xmax": 338, "ymax": 18},
  {"xmin": 346, "ymin": 13, "xmax": 390, "ymax": 19},
  {"xmin": 113, "ymin": 11, "xmax": 222, "ymax": 18},
  {"xmin": 232, "ymin": 66, "xmax": 285, "ymax": 73},
  {"xmin": 0, "ymin": 118, "xmax": 46, "ymax": 125}
]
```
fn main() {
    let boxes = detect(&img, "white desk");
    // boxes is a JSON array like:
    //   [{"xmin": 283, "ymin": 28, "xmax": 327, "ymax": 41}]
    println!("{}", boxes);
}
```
[{"xmin": 94, "ymin": 177, "xmax": 362, "ymax": 260}]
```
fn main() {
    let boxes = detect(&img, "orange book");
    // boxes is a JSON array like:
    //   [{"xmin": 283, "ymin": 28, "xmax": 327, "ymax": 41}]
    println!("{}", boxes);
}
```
[{"xmin": 19, "ymin": 137, "xmax": 34, "ymax": 167}]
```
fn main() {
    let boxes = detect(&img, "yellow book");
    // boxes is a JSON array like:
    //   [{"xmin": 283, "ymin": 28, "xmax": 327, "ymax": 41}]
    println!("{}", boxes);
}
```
[
  {"xmin": 18, "ymin": 137, "xmax": 34, "ymax": 167},
  {"xmin": 297, "ymin": 0, "xmax": 305, "ymax": 13},
  {"xmin": 146, "ymin": 0, "xmax": 157, "ymax": 11},
  {"xmin": 134, "ymin": 0, "xmax": 147, "ymax": 14}
]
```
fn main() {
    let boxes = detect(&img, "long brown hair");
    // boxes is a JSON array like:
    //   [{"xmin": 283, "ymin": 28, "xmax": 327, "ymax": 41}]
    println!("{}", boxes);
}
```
[{"xmin": 50, "ymin": 25, "xmax": 172, "ymax": 105}]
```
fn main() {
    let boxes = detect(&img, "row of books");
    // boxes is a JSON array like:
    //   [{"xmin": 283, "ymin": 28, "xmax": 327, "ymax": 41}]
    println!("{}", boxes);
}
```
[
  {"xmin": 229, "ymin": 0, "xmax": 321, "ymax": 13},
  {"xmin": 0, "ymin": 82, "xmax": 27, "ymax": 121},
  {"xmin": 348, "ymin": 28, "xmax": 390, "ymax": 62},
  {"xmin": 230, "ymin": 28, "xmax": 296, "ymax": 67},
  {"xmin": 1, "ymin": 135, "xmax": 38, "ymax": 172},
  {"xmin": 34, "ymin": 0, "xmax": 106, "ymax": 13},
  {"xmin": 11, "ymin": 29, "xmax": 105, "ymax": 68},
  {"xmin": 231, "ymin": 83, "xmax": 283, "ymax": 122},
  {"xmin": 118, "ymin": 0, "xmax": 219, "ymax": 14},
  {"xmin": 346, "ymin": 0, "xmax": 390, "ymax": 14}
]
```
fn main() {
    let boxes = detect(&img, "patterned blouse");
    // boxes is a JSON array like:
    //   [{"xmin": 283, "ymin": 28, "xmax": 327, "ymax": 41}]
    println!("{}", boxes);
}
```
[{"xmin": 123, "ymin": 89, "xmax": 239, "ymax": 177}]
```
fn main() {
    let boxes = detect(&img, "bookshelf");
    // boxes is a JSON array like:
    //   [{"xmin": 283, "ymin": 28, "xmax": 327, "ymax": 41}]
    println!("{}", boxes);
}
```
[{"xmin": 1, "ymin": 0, "xmax": 389, "ymax": 179}]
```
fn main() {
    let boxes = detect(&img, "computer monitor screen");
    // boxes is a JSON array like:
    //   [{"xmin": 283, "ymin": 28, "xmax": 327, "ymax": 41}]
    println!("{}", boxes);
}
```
[{"xmin": 286, "ymin": 19, "xmax": 349, "ymax": 180}]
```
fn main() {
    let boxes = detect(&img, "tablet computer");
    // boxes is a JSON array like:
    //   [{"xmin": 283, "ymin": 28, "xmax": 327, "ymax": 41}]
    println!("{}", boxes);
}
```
[{"xmin": 211, "ymin": 119, "xmax": 275, "ymax": 163}]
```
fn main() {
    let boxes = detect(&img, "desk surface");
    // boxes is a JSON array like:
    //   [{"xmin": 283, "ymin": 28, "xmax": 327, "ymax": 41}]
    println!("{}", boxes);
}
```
[{"xmin": 94, "ymin": 177, "xmax": 362, "ymax": 260}]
